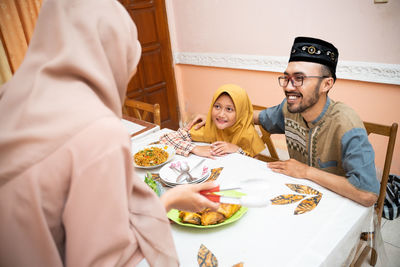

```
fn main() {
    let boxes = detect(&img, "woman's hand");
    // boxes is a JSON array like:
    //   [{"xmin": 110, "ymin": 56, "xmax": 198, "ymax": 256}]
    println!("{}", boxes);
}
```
[
  {"xmin": 211, "ymin": 141, "xmax": 239, "ymax": 156},
  {"xmin": 185, "ymin": 114, "xmax": 207, "ymax": 130},
  {"xmin": 160, "ymin": 182, "xmax": 220, "ymax": 212},
  {"xmin": 191, "ymin": 145, "xmax": 215, "ymax": 159}
]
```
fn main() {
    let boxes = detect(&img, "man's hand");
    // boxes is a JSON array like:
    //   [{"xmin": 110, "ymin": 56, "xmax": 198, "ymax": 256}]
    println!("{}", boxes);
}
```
[
  {"xmin": 211, "ymin": 141, "xmax": 239, "ymax": 156},
  {"xmin": 268, "ymin": 159, "xmax": 378, "ymax": 207},
  {"xmin": 253, "ymin": 110, "xmax": 261, "ymax": 125},
  {"xmin": 192, "ymin": 145, "xmax": 215, "ymax": 159},
  {"xmin": 186, "ymin": 114, "xmax": 207, "ymax": 130},
  {"xmin": 267, "ymin": 159, "xmax": 309, "ymax": 178}
]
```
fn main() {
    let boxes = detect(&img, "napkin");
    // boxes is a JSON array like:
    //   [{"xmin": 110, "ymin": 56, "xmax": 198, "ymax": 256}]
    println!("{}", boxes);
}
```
[{"xmin": 270, "ymin": 184, "xmax": 322, "ymax": 215}]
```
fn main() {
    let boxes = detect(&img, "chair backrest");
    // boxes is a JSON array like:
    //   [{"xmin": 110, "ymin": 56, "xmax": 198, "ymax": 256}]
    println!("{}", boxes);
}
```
[
  {"xmin": 364, "ymin": 121, "xmax": 398, "ymax": 224},
  {"xmin": 123, "ymin": 99, "xmax": 161, "ymax": 126},
  {"xmin": 252, "ymin": 104, "xmax": 280, "ymax": 162}
]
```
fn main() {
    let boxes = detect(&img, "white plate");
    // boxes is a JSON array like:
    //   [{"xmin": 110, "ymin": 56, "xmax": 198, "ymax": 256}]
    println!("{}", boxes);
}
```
[
  {"xmin": 161, "ymin": 173, "xmax": 210, "ymax": 187},
  {"xmin": 132, "ymin": 144, "xmax": 175, "ymax": 169},
  {"xmin": 160, "ymin": 169, "xmax": 210, "ymax": 187},
  {"xmin": 159, "ymin": 159, "xmax": 211, "ymax": 185}
]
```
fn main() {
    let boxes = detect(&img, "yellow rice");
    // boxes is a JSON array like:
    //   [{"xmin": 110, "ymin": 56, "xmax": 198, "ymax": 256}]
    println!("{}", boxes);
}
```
[{"xmin": 134, "ymin": 147, "xmax": 168, "ymax": 167}]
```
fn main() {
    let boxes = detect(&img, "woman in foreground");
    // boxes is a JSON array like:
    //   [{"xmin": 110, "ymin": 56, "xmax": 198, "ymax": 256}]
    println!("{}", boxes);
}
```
[{"xmin": 0, "ymin": 0, "xmax": 217, "ymax": 266}]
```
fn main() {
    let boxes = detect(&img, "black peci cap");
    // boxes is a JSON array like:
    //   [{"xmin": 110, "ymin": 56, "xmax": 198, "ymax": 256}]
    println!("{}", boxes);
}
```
[{"xmin": 289, "ymin": 37, "xmax": 339, "ymax": 80}]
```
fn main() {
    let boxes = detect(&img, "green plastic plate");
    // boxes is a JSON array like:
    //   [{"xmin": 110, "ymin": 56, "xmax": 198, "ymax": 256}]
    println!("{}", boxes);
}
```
[{"xmin": 167, "ymin": 206, "xmax": 248, "ymax": 229}]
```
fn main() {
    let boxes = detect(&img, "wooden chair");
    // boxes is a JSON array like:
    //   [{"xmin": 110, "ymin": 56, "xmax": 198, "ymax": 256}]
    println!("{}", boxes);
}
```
[
  {"xmin": 351, "ymin": 121, "xmax": 398, "ymax": 267},
  {"xmin": 252, "ymin": 104, "xmax": 280, "ymax": 162},
  {"xmin": 123, "ymin": 98, "xmax": 161, "ymax": 126}
]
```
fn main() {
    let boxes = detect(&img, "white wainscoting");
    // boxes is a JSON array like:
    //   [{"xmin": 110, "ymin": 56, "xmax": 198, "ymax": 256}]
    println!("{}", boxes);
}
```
[{"xmin": 174, "ymin": 52, "xmax": 400, "ymax": 85}]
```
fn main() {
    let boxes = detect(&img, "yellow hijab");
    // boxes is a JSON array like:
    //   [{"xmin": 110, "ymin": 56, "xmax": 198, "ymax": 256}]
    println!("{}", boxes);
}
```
[{"xmin": 190, "ymin": 84, "xmax": 265, "ymax": 157}]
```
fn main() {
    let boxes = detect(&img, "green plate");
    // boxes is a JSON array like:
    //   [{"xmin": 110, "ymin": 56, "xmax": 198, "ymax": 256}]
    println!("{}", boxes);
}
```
[{"xmin": 167, "ymin": 207, "xmax": 248, "ymax": 229}]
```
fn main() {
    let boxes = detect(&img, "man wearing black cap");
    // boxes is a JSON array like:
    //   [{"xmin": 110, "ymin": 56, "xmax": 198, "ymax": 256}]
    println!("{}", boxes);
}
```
[
  {"xmin": 255, "ymin": 37, "xmax": 379, "ymax": 207},
  {"xmin": 188, "ymin": 37, "xmax": 379, "ymax": 207}
]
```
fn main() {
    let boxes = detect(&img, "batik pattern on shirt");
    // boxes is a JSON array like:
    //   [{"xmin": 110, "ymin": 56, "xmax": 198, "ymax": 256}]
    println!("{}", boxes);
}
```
[
  {"xmin": 259, "ymin": 98, "xmax": 380, "ymax": 195},
  {"xmin": 284, "ymin": 118, "xmax": 307, "ymax": 160}
]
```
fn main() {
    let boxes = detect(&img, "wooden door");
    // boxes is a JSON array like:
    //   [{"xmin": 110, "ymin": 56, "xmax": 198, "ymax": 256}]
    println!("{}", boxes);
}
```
[{"xmin": 119, "ymin": 0, "xmax": 179, "ymax": 130}]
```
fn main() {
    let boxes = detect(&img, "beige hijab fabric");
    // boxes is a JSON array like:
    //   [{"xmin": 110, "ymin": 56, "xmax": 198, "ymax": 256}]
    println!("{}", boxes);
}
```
[
  {"xmin": 0, "ymin": 0, "xmax": 178, "ymax": 265},
  {"xmin": 0, "ymin": 0, "xmax": 140, "ymax": 183}
]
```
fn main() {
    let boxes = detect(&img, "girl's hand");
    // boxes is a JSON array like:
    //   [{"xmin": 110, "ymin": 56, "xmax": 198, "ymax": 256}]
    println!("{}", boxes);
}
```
[
  {"xmin": 191, "ymin": 145, "xmax": 215, "ymax": 159},
  {"xmin": 160, "ymin": 182, "xmax": 220, "ymax": 212},
  {"xmin": 211, "ymin": 141, "xmax": 239, "ymax": 156}
]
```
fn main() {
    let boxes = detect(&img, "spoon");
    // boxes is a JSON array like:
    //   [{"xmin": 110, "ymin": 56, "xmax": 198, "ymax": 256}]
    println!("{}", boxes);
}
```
[
  {"xmin": 177, "ymin": 159, "xmax": 207, "ymax": 183},
  {"xmin": 176, "ymin": 162, "xmax": 193, "ymax": 183},
  {"xmin": 186, "ymin": 159, "xmax": 206, "ymax": 182}
]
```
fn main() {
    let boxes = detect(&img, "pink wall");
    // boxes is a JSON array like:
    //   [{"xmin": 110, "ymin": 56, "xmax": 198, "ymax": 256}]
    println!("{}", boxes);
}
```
[
  {"xmin": 166, "ymin": 0, "xmax": 400, "ymax": 174},
  {"xmin": 174, "ymin": 64, "xmax": 400, "ymax": 174},
  {"xmin": 169, "ymin": 0, "xmax": 400, "ymax": 64}
]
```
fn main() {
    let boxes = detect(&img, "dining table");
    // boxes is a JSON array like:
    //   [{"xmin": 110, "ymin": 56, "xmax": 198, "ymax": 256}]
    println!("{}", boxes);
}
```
[
  {"xmin": 132, "ymin": 129, "xmax": 373, "ymax": 267},
  {"xmin": 121, "ymin": 115, "xmax": 160, "ymax": 141}
]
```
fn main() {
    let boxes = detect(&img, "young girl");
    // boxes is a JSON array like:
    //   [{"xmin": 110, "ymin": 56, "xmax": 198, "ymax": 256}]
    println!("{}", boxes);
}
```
[{"xmin": 160, "ymin": 84, "xmax": 265, "ymax": 158}]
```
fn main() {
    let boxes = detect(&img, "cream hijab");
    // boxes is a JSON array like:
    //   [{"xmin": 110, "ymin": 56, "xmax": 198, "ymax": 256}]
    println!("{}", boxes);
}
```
[
  {"xmin": 0, "ymin": 0, "xmax": 178, "ymax": 265},
  {"xmin": 0, "ymin": 0, "xmax": 140, "ymax": 182},
  {"xmin": 190, "ymin": 84, "xmax": 265, "ymax": 157}
]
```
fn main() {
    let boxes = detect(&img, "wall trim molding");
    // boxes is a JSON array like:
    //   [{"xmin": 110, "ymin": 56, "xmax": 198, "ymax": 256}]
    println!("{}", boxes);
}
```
[{"xmin": 174, "ymin": 52, "xmax": 400, "ymax": 85}]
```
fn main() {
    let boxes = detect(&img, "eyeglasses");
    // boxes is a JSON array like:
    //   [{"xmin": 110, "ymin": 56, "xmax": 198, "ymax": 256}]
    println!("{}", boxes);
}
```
[{"xmin": 278, "ymin": 75, "xmax": 330, "ymax": 87}]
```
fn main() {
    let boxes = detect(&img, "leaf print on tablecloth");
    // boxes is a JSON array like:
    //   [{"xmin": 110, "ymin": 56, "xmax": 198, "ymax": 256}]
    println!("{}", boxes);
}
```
[
  {"xmin": 286, "ymin": 183, "xmax": 321, "ymax": 196},
  {"xmin": 198, "ymin": 244, "xmax": 218, "ymax": 267},
  {"xmin": 294, "ymin": 194, "xmax": 322, "ymax": 215},
  {"xmin": 206, "ymin": 167, "xmax": 224, "ymax": 182},
  {"xmin": 270, "ymin": 184, "xmax": 323, "ymax": 215},
  {"xmin": 270, "ymin": 194, "xmax": 306, "ymax": 205}
]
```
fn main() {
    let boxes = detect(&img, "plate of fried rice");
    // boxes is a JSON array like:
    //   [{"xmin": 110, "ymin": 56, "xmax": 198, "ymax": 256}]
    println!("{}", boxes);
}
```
[{"xmin": 133, "ymin": 144, "xmax": 175, "ymax": 169}]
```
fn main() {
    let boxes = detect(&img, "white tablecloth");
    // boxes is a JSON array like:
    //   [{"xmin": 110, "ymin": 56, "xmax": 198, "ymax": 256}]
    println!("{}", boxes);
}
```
[
  {"xmin": 133, "ymin": 130, "xmax": 372, "ymax": 267},
  {"xmin": 121, "ymin": 118, "xmax": 160, "ymax": 141},
  {"xmin": 130, "ymin": 128, "xmax": 172, "ymax": 150}
]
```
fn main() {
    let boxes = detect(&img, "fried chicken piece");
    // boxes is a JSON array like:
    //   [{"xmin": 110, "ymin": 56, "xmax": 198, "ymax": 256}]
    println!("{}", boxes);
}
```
[
  {"xmin": 178, "ymin": 204, "xmax": 241, "ymax": 226},
  {"xmin": 179, "ymin": 211, "xmax": 202, "ymax": 225},
  {"xmin": 197, "ymin": 208, "xmax": 210, "ymax": 215},
  {"xmin": 217, "ymin": 204, "xmax": 241, "ymax": 219},
  {"xmin": 200, "ymin": 211, "xmax": 225, "ymax": 226}
]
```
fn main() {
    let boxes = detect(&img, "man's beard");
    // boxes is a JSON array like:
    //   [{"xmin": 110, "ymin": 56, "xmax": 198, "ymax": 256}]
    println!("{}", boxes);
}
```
[{"xmin": 286, "ymin": 81, "xmax": 322, "ymax": 114}]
